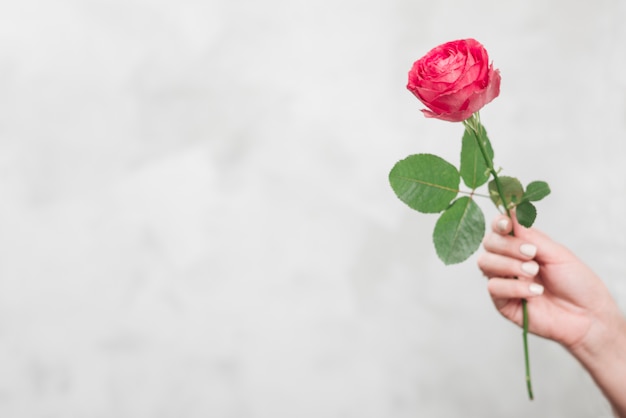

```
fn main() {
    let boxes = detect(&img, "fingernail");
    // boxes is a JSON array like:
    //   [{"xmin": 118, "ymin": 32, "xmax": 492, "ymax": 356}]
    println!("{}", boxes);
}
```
[
  {"xmin": 529, "ymin": 283, "xmax": 544, "ymax": 295},
  {"xmin": 520, "ymin": 244, "xmax": 537, "ymax": 258},
  {"xmin": 497, "ymin": 219, "xmax": 509, "ymax": 233},
  {"xmin": 521, "ymin": 261, "xmax": 539, "ymax": 276}
]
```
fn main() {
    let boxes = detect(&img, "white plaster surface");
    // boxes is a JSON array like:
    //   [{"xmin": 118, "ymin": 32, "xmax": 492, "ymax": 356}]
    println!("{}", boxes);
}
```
[{"xmin": 1, "ymin": 0, "xmax": 625, "ymax": 417}]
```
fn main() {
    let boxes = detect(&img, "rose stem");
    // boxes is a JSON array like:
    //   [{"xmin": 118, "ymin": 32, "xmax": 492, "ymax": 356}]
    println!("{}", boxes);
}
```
[{"xmin": 463, "ymin": 112, "xmax": 534, "ymax": 401}]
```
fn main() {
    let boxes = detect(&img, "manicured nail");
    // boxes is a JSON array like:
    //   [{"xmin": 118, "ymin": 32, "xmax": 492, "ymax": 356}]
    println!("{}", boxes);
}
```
[
  {"xmin": 521, "ymin": 261, "xmax": 539, "ymax": 276},
  {"xmin": 529, "ymin": 283, "xmax": 544, "ymax": 295},
  {"xmin": 520, "ymin": 244, "xmax": 537, "ymax": 258},
  {"xmin": 497, "ymin": 219, "xmax": 509, "ymax": 233}
]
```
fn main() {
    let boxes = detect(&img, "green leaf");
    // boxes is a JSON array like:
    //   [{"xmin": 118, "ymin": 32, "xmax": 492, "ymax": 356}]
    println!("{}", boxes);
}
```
[
  {"xmin": 523, "ymin": 181, "xmax": 551, "ymax": 202},
  {"xmin": 516, "ymin": 201, "xmax": 537, "ymax": 228},
  {"xmin": 433, "ymin": 197, "xmax": 485, "ymax": 265},
  {"xmin": 389, "ymin": 154, "xmax": 460, "ymax": 213},
  {"xmin": 460, "ymin": 122, "xmax": 494, "ymax": 188},
  {"xmin": 488, "ymin": 176, "xmax": 524, "ymax": 209}
]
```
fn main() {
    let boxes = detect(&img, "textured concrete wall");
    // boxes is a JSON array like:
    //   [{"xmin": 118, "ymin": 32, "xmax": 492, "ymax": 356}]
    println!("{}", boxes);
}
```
[{"xmin": 1, "ymin": 0, "xmax": 625, "ymax": 417}]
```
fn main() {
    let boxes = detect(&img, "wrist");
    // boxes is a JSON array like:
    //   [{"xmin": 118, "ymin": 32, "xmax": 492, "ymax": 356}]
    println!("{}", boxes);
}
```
[
  {"xmin": 568, "ymin": 310, "xmax": 626, "ymax": 366},
  {"xmin": 566, "ymin": 307, "xmax": 626, "ymax": 412},
  {"xmin": 571, "ymin": 312, "xmax": 626, "ymax": 416}
]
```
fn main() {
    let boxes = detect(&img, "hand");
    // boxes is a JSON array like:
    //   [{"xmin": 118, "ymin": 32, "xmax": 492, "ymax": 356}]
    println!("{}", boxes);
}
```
[
  {"xmin": 479, "ymin": 214, "xmax": 626, "ymax": 415},
  {"xmin": 477, "ymin": 214, "xmax": 618, "ymax": 350}
]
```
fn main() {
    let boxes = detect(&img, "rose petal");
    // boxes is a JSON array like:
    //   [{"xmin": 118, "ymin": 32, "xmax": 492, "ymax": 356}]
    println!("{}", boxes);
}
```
[{"xmin": 407, "ymin": 38, "xmax": 500, "ymax": 122}]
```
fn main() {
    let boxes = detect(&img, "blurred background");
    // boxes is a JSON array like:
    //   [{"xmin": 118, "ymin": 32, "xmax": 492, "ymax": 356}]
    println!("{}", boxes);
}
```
[{"xmin": 1, "ymin": 0, "xmax": 625, "ymax": 416}]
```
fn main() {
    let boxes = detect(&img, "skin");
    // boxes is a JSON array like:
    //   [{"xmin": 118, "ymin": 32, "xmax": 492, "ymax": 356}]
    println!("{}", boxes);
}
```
[{"xmin": 477, "ymin": 214, "xmax": 626, "ymax": 417}]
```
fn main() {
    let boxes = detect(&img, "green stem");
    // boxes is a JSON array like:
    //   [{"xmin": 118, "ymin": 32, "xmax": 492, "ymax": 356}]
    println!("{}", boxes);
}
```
[
  {"xmin": 463, "ymin": 112, "xmax": 534, "ymax": 401},
  {"xmin": 522, "ymin": 299, "xmax": 534, "ymax": 400}
]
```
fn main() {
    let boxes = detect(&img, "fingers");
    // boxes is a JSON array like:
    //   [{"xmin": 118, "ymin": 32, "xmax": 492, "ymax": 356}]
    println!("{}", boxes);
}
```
[
  {"xmin": 482, "ymin": 231, "xmax": 537, "ymax": 261},
  {"xmin": 481, "ymin": 214, "xmax": 543, "ymax": 279},
  {"xmin": 488, "ymin": 214, "xmax": 571, "ymax": 265},
  {"xmin": 487, "ymin": 278, "xmax": 544, "ymax": 300},
  {"xmin": 477, "ymin": 252, "xmax": 540, "ymax": 280}
]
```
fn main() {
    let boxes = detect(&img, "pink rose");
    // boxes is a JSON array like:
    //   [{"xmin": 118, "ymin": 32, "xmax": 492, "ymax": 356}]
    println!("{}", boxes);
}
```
[{"xmin": 407, "ymin": 38, "xmax": 501, "ymax": 122}]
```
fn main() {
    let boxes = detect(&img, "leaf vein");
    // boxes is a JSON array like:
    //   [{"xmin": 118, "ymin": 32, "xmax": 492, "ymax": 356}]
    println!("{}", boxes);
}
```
[{"xmin": 391, "ymin": 175, "xmax": 458, "ymax": 193}]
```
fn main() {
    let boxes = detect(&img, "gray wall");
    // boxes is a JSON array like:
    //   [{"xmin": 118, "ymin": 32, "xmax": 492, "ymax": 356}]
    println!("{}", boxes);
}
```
[{"xmin": 1, "ymin": 0, "xmax": 625, "ymax": 417}]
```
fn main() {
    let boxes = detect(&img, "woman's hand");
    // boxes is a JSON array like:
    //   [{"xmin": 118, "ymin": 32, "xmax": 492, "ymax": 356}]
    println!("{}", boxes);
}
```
[
  {"xmin": 477, "ymin": 214, "xmax": 616, "ymax": 350},
  {"xmin": 478, "ymin": 214, "xmax": 626, "ymax": 416}
]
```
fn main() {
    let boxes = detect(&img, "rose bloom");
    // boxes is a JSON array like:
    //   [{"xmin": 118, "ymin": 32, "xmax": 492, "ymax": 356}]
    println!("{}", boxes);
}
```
[{"xmin": 407, "ymin": 38, "xmax": 501, "ymax": 122}]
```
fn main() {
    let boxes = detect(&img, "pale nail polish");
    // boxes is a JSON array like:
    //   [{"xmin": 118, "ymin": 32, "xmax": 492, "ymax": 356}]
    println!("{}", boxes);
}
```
[
  {"xmin": 497, "ymin": 219, "xmax": 509, "ymax": 233},
  {"xmin": 529, "ymin": 283, "xmax": 544, "ymax": 295},
  {"xmin": 520, "ymin": 244, "xmax": 537, "ymax": 258},
  {"xmin": 521, "ymin": 261, "xmax": 539, "ymax": 276}
]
